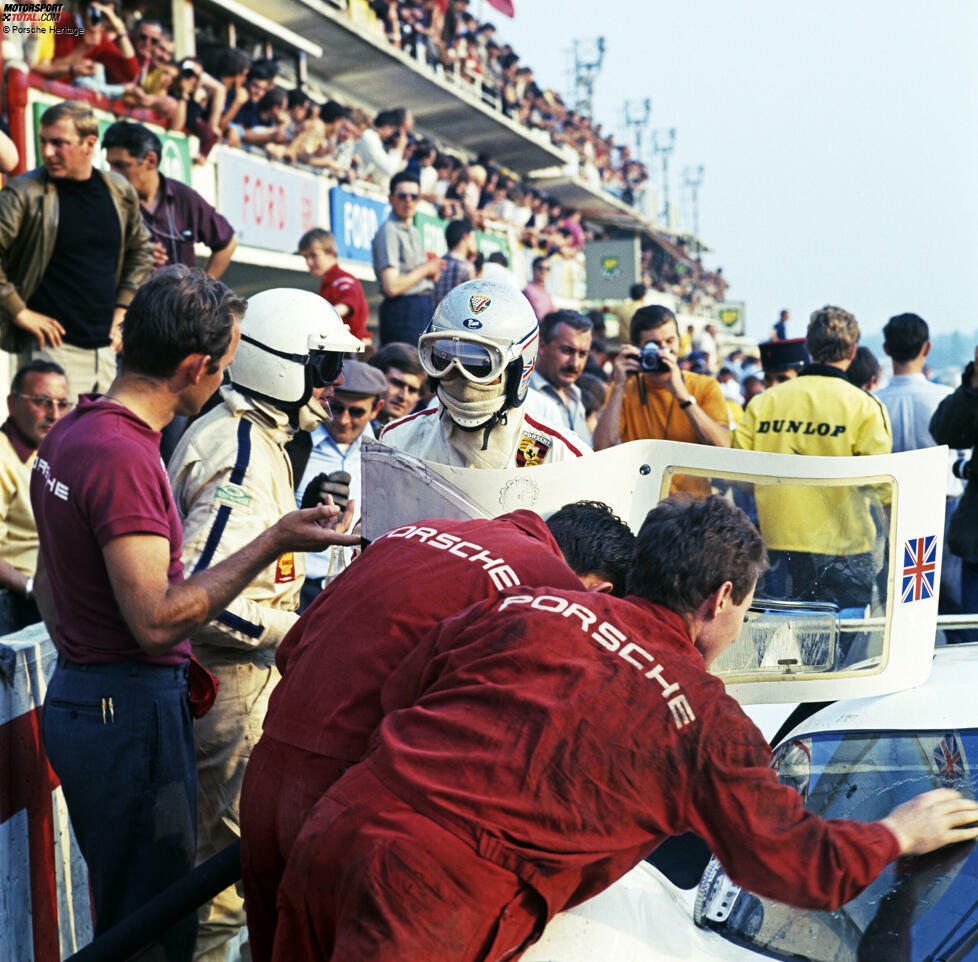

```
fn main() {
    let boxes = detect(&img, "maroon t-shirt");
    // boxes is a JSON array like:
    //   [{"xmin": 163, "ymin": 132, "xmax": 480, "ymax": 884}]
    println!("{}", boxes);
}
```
[
  {"xmin": 319, "ymin": 264, "xmax": 370, "ymax": 342},
  {"xmin": 366, "ymin": 586, "xmax": 899, "ymax": 916},
  {"xmin": 30, "ymin": 396, "xmax": 189, "ymax": 665},
  {"xmin": 265, "ymin": 511, "xmax": 583, "ymax": 760}
]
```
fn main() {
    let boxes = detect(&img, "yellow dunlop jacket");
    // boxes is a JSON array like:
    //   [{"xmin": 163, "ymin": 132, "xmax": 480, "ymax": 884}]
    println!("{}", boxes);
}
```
[{"xmin": 733, "ymin": 366, "xmax": 892, "ymax": 555}]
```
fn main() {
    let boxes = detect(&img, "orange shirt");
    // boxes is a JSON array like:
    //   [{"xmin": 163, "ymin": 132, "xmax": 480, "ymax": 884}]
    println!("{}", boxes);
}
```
[{"xmin": 620, "ymin": 371, "xmax": 729, "ymax": 496}]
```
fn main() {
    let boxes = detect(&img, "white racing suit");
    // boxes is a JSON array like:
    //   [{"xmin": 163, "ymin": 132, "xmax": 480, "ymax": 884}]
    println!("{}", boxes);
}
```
[
  {"xmin": 168, "ymin": 385, "xmax": 303, "ymax": 962},
  {"xmin": 380, "ymin": 402, "xmax": 590, "ymax": 469}
]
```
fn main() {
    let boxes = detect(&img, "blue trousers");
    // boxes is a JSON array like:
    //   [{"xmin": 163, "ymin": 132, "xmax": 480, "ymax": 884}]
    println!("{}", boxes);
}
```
[
  {"xmin": 378, "ymin": 293, "xmax": 433, "ymax": 347},
  {"xmin": 42, "ymin": 656, "xmax": 198, "ymax": 961}
]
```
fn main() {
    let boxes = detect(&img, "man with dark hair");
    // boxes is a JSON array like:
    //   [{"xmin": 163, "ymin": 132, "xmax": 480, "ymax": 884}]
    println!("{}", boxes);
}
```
[
  {"xmin": 593, "ymin": 304, "xmax": 730, "ymax": 458},
  {"xmin": 877, "ymin": 312, "xmax": 949, "ymax": 453},
  {"xmin": 433, "ymin": 219, "xmax": 476, "ymax": 305},
  {"xmin": 355, "ymin": 107, "xmax": 410, "ymax": 190},
  {"xmin": 733, "ymin": 305, "xmax": 892, "ymax": 609},
  {"xmin": 0, "ymin": 100, "xmax": 153, "ymax": 401},
  {"xmin": 368, "ymin": 341, "xmax": 425, "ymax": 428},
  {"xmin": 241, "ymin": 501, "xmax": 635, "ymax": 961},
  {"xmin": 0, "ymin": 359, "xmax": 69, "ymax": 634},
  {"xmin": 272, "ymin": 496, "xmax": 978, "ymax": 960},
  {"xmin": 522, "ymin": 255, "xmax": 555, "ymax": 322},
  {"xmin": 31, "ymin": 265, "xmax": 356, "ymax": 962},
  {"xmin": 525, "ymin": 309, "xmax": 593, "ymax": 440},
  {"xmin": 232, "ymin": 58, "xmax": 279, "ymax": 130},
  {"xmin": 103, "ymin": 120, "xmax": 237, "ymax": 278},
  {"xmin": 372, "ymin": 169, "xmax": 441, "ymax": 345},
  {"xmin": 846, "ymin": 344, "xmax": 881, "ymax": 392}
]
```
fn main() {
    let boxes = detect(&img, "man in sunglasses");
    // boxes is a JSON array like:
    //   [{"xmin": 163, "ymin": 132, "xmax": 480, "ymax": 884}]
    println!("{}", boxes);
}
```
[
  {"xmin": 381, "ymin": 277, "xmax": 589, "ymax": 469},
  {"xmin": 372, "ymin": 169, "xmax": 442, "ymax": 346},
  {"xmin": 0, "ymin": 359, "xmax": 70, "ymax": 635},
  {"xmin": 167, "ymin": 288, "xmax": 362, "ymax": 962},
  {"xmin": 294, "ymin": 360, "xmax": 388, "ymax": 610}
]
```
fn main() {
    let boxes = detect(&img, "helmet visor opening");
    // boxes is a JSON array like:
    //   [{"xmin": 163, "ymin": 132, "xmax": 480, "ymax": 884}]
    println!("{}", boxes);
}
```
[
  {"xmin": 309, "ymin": 350, "xmax": 345, "ymax": 387},
  {"xmin": 419, "ymin": 337, "xmax": 505, "ymax": 384}
]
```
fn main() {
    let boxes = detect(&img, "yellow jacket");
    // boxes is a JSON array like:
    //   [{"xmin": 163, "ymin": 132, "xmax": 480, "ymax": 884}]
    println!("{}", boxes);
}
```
[{"xmin": 733, "ymin": 367, "xmax": 892, "ymax": 554}]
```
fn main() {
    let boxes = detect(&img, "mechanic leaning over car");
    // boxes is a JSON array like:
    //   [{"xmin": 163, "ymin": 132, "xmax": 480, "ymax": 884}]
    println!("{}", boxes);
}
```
[
  {"xmin": 240, "ymin": 500, "xmax": 637, "ymax": 962},
  {"xmin": 269, "ymin": 495, "xmax": 978, "ymax": 962}
]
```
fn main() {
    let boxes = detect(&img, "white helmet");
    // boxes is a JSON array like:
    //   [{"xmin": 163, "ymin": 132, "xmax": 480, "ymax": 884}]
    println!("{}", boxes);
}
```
[
  {"xmin": 418, "ymin": 278, "xmax": 539, "ymax": 412},
  {"xmin": 231, "ymin": 289, "xmax": 363, "ymax": 424}
]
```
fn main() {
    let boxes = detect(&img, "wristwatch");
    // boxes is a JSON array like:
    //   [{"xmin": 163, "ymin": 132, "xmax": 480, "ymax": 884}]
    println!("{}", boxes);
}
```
[{"xmin": 678, "ymin": 396, "xmax": 696, "ymax": 410}]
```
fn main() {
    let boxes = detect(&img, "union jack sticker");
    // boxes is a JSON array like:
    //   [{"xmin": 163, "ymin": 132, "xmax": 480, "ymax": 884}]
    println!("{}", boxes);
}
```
[
  {"xmin": 469, "ymin": 295, "xmax": 491, "ymax": 315},
  {"xmin": 901, "ymin": 535, "xmax": 936, "ymax": 603},
  {"xmin": 932, "ymin": 732, "xmax": 965, "ymax": 785}
]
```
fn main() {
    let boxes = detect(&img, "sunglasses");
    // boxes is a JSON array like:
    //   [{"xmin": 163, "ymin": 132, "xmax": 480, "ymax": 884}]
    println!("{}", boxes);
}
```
[
  {"xmin": 330, "ymin": 400, "xmax": 371, "ymax": 419},
  {"xmin": 393, "ymin": 191, "xmax": 419, "ymax": 201},
  {"xmin": 15, "ymin": 393, "xmax": 72, "ymax": 411},
  {"xmin": 136, "ymin": 33, "xmax": 160, "ymax": 44}
]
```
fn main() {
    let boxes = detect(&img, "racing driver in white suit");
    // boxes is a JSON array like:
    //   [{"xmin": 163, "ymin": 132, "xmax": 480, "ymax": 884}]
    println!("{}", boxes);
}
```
[{"xmin": 380, "ymin": 278, "xmax": 590, "ymax": 468}]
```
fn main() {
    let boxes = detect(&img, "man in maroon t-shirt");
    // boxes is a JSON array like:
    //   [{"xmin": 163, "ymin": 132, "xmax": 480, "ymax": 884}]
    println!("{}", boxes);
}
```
[
  {"xmin": 240, "ymin": 501, "xmax": 636, "ymax": 962},
  {"xmin": 271, "ymin": 497, "xmax": 978, "ymax": 961},
  {"xmin": 299, "ymin": 228, "xmax": 370, "ymax": 343},
  {"xmin": 30, "ymin": 265, "xmax": 358, "ymax": 962}
]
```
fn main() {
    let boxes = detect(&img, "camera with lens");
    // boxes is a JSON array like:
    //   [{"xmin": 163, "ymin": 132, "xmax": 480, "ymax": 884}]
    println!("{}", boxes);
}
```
[
  {"xmin": 952, "ymin": 457, "xmax": 972, "ymax": 482},
  {"xmin": 638, "ymin": 342, "xmax": 669, "ymax": 374},
  {"xmin": 87, "ymin": 4, "xmax": 103, "ymax": 24},
  {"xmin": 179, "ymin": 66, "xmax": 199, "ymax": 80}
]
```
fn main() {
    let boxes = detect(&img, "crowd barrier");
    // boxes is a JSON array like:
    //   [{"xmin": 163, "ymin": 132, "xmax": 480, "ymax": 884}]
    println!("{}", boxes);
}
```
[{"xmin": 1, "ymin": 624, "xmax": 92, "ymax": 961}]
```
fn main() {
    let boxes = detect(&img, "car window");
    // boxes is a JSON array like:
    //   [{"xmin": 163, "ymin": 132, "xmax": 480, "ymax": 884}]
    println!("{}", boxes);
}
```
[{"xmin": 695, "ymin": 730, "xmax": 978, "ymax": 962}]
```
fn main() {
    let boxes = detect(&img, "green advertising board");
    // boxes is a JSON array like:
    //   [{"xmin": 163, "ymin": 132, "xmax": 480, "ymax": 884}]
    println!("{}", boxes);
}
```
[
  {"xmin": 413, "ymin": 209, "xmax": 512, "ymax": 262},
  {"xmin": 31, "ymin": 101, "xmax": 192, "ymax": 184}
]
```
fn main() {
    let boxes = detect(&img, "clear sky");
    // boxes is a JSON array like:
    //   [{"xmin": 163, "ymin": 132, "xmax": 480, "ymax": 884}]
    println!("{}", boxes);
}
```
[{"xmin": 501, "ymin": 0, "xmax": 978, "ymax": 340}]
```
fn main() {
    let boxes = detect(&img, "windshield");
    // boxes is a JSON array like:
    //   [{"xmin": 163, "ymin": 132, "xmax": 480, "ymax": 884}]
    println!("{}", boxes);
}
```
[
  {"xmin": 698, "ymin": 730, "xmax": 978, "ymax": 962},
  {"xmin": 667, "ymin": 470, "xmax": 895, "ymax": 675}
]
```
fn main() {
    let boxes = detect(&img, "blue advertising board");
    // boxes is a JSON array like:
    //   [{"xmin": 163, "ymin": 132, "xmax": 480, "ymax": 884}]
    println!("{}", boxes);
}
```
[{"xmin": 329, "ymin": 186, "xmax": 389, "ymax": 264}]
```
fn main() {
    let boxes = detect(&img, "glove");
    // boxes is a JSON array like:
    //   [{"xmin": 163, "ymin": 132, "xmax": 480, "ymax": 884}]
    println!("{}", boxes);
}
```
[{"xmin": 300, "ymin": 471, "xmax": 352, "ymax": 512}]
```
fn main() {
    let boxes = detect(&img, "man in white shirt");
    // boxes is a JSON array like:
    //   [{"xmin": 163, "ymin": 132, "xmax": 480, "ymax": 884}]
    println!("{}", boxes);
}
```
[
  {"xmin": 525, "ymin": 309, "xmax": 592, "ymax": 442},
  {"xmin": 295, "ymin": 361, "xmax": 387, "ymax": 610},
  {"xmin": 354, "ymin": 108, "xmax": 411, "ymax": 191},
  {"xmin": 876, "ymin": 313, "xmax": 950, "ymax": 453}
]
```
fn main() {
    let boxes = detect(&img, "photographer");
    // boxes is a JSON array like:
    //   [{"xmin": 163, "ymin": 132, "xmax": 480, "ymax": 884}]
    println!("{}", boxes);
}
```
[
  {"xmin": 930, "ymin": 346, "xmax": 978, "ymax": 633},
  {"xmin": 593, "ymin": 304, "xmax": 730, "ymax": 452}
]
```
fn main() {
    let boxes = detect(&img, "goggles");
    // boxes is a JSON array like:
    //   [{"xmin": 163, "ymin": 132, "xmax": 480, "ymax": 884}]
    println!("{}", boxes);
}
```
[
  {"xmin": 239, "ymin": 333, "xmax": 345, "ymax": 387},
  {"xmin": 418, "ymin": 332, "xmax": 508, "ymax": 384}
]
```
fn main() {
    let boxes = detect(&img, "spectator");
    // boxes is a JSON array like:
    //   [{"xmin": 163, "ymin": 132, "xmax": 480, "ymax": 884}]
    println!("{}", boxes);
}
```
[
  {"xmin": 355, "ymin": 107, "xmax": 409, "ymax": 190},
  {"xmin": 269, "ymin": 496, "xmax": 977, "ymax": 961},
  {"xmin": 54, "ymin": 2, "xmax": 139, "ymax": 99},
  {"xmin": 298, "ymin": 228, "xmax": 370, "ymax": 344},
  {"xmin": 295, "ymin": 360, "xmax": 387, "ymax": 609},
  {"xmin": 368, "ymin": 341, "xmax": 425, "ymax": 430},
  {"xmin": 371, "ymin": 169, "xmax": 440, "ymax": 345},
  {"xmin": 759, "ymin": 337, "xmax": 809, "ymax": 389},
  {"xmin": 576, "ymin": 371, "xmax": 607, "ymax": 436},
  {"xmin": 733, "ymin": 305, "xmax": 892, "ymax": 610},
  {"xmin": 847, "ymin": 345, "xmax": 882, "ymax": 392},
  {"xmin": 0, "ymin": 360, "xmax": 70, "ymax": 634},
  {"xmin": 168, "ymin": 57, "xmax": 226, "ymax": 157},
  {"xmin": 593, "ymin": 305, "xmax": 730, "ymax": 460},
  {"xmin": 525, "ymin": 310, "xmax": 593, "ymax": 440},
  {"xmin": 609, "ymin": 282, "xmax": 646, "ymax": 338},
  {"xmin": 479, "ymin": 250, "xmax": 516, "ymax": 286},
  {"xmin": 432, "ymin": 219, "xmax": 476, "ymax": 305},
  {"xmin": 522, "ymin": 255, "xmax": 555, "ymax": 323},
  {"xmin": 129, "ymin": 17, "xmax": 163, "ymax": 85},
  {"xmin": 0, "ymin": 101, "xmax": 153, "ymax": 401},
  {"xmin": 928, "ymin": 346, "xmax": 978, "ymax": 635},
  {"xmin": 31, "ymin": 265, "xmax": 354, "ymax": 962},
  {"xmin": 232, "ymin": 58, "xmax": 279, "ymax": 130},
  {"xmin": 102, "ymin": 121, "xmax": 237, "ymax": 278},
  {"xmin": 381, "ymin": 278, "xmax": 588, "ymax": 468},
  {"xmin": 168, "ymin": 288, "xmax": 361, "ymax": 962},
  {"xmin": 877, "ymin": 313, "xmax": 951, "ymax": 453},
  {"xmin": 242, "ymin": 88, "xmax": 290, "ymax": 153},
  {"xmin": 214, "ymin": 47, "xmax": 253, "ymax": 138},
  {"xmin": 772, "ymin": 308, "xmax": 790, "ymax": 341}
]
